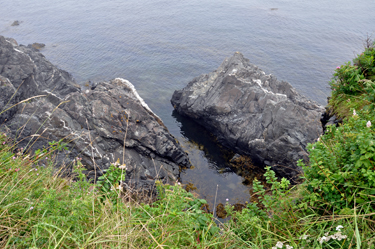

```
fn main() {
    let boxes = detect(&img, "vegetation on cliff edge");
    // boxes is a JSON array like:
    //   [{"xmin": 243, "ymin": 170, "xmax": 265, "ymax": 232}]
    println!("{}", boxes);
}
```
[{"xmin": 1, "ymin": 40, "xmax": 375, "ymax": 248}]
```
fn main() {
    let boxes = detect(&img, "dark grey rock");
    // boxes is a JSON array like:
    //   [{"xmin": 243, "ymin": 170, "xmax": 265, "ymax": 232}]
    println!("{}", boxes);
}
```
[
  {"xmin": 11, "ymin": 21, "xmax": 20, "ymax": 26},
  {"xmin": 0, "ymin": 36, "xmax": 190, "ymax": 190},
  {"xmin": 171, "ymin": 52, "xmax": 324, "ymax": 179}
]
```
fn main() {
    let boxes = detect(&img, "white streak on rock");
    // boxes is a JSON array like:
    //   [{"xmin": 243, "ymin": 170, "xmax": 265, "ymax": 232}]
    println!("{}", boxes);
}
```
[
  {"xmin": 13, "ymin": 48, "xmax": 35, "ymax": 64},
  {"xmin": 115, "ymin": 78, "xmax": 161, "ymax": 119},
  {"xmin": 252, "ymin": 79, "xmax": 287, "ymax": 98}
]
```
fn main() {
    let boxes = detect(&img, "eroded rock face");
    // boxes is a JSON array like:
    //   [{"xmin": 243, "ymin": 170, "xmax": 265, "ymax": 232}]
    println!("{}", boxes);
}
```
[
  {"xmin": 0, "ymin": 36, "xmax": 190, "ymax": 188},
  {"xmin": 171, "ymin": 52, "xmax": 324, "ymax": 179}
]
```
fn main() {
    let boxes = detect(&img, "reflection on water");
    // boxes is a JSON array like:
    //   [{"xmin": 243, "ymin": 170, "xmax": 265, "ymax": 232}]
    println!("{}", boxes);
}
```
[{"xmin": 172, "ymin": 111, "xmax": 265, "ymax": 208}]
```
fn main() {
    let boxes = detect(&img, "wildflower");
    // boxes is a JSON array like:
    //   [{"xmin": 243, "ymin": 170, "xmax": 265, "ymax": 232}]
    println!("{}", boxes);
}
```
[
  {"xmin": 2, "ymin": 142, "xmax": 5, "ymax": 145},
  {"xmin": 30, "ymin": 207, "xmax": 33, "ymax": 210},
  {"xmin": 45, "ymin": 157, "xmax": 48, "ymax": 159},
  {"xmin": 178, "ymin": 182, "xmax": 181, "ymax": 185},
  {"xmin": 276, "ymin": 241, "xmax": 283, "ymax": 248},
  {"xmin": 353, "ymin": 109, "xmax": 357, "ymax": 116},
  {"xmin": 37, "ymin": 173, "xmax": 39, "ymax": 176},
  {"xmin": 319, "ymin": 236, "xmax": 330, "ymax": 244},
  {"xmin": 15, "ymin": 168, "xmax": 19, "ymax": 172},
  {"xmin": 336, "ymin": 66, "xmax": 340, "ymax": 69},
  {"xmin": 119, "ymin": 164, "xmax": 127, "ymax": 170},
  {"xmin": 367, "ymin": 121, "xmax": 371, "ymax": 128},
  {"xmin": 336, "ymin": 225, "xmax": 343, "ymax": 231},
  {"xmin": 226, "ymin": 198, "xmax": 229, "ymax": 202},
  {"xmin": 13, "ymin": 156, "xmax": 16, "ymax": 160},
  {"xmin": 299, "ymin": 234, "xmax": 310, "ymax": 240},
  {"xmin": 286, "ymin": 245, "xmax": 293, "ymax": 249},
  {"xmin": 332, "ymin": 231, "xmax": 347, "ymax": 241}
]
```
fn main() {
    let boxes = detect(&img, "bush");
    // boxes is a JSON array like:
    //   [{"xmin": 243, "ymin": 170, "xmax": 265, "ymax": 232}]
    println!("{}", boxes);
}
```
[{"xmin": 299, "ymin": 110, "xmax": 375, "ymax": 212}]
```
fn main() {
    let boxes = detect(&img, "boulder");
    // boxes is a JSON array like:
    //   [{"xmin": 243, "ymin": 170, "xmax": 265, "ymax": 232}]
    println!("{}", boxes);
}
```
[
  {"xmin": 0, "ymin": 36, "xmax": 190, "ymax": 189},
  {"xmin": 171, "ymin": 52, "xmax": 324, "ymax": 179}
]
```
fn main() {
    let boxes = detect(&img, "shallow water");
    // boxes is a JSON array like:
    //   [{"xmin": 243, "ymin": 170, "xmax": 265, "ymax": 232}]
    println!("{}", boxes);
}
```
[{"xmin": 1, "ymin": 0, "xmax": 374, "ymax": 206}]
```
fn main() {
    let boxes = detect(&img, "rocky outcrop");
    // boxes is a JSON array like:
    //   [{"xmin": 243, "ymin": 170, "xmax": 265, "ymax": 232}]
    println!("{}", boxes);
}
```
[
  {"xmin": 0, "ymin": 36, "xmax": 190, "ymax": 189},
  {"xmin": 171, "ymin": 52, "xmax": 324, "ymax": 179}
]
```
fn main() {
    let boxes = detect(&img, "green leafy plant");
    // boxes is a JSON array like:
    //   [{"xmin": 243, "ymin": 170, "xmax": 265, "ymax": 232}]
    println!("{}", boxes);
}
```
[
  {"xmin": 299, "ymin": 110, "xmax": 375, "ymax": 212},
  {"xmin": 96, "ymin": 159, "xmax": 125, "ymax": 204}
]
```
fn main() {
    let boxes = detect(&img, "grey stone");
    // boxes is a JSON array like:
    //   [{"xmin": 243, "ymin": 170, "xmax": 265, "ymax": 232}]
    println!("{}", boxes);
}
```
[
  {"xmin": 11, "ymin": 21, "xmax": 20, "ymax": 26},
  {"xmin": 171, "ymin": 52, "xmax": 324, "ymax": 180},
  {"xmin": 0, "ymin": 35, "xmax": 190, "ymax": 191}
]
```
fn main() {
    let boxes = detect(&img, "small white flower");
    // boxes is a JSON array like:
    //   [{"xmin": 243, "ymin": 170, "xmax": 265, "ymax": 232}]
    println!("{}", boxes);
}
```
[
  {"xmin": 318, "ymin": 236, "xmax": 330, "ymax": 244},
  {"xmin": 276, "ymin": 241, "xmax": 283, "ymax": 248},
  {"xmin": 367, "ymin": 121, "xmax": 371, "ymax": 128},
  {"xmin": 332, "ymin": 231, "xmax": 347, "ymax": 241},
  {"xmin": 336, "ymin": 225, "xmax": 343, "ymax": 231},
  {"xmin": 353, "ymin": 109, "xmax": 357, "ymax": 116},
  {"xmin": 286, "ymin": 245, "xmax": 293, "ymax": 249},
  {"xmin": 299, "ymin": 234, "xmax": 310, "ymax": 240},
  {"xmin": 119, "ymin": 164, "xmax": 127, "ymax": 170}
]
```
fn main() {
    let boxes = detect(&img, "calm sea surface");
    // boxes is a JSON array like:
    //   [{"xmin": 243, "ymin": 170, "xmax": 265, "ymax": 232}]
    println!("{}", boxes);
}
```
[{"xmin": 1, "ymin": 0, "xmax": 374, "ymax": 206}]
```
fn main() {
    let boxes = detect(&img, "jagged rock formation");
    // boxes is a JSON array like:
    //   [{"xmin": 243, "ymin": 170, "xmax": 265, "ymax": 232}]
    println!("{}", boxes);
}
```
[
  {"xmin": 0, "ymin": 35, "xmax": 190, "ymax": 188},
  {"xmin": 171, "ymin": 52, "xmax": 324, "ymax": 179}
]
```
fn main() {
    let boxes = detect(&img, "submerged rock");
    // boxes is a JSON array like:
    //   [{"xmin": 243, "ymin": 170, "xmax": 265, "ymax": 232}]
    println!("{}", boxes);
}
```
[
  {"xmin": 171, "ymin": 52, "xmax": 324, "ymax": 179},
  {"xmin": 11, "ymin": 20, "xmax": 20, "ymax": 26},
  {"xmin": 0, "ymin": 35, "xmax": 190, "ymax": 190},
  {"xmin": 31, "ymin": 42, "xmax": 46, "ymax": 50}
]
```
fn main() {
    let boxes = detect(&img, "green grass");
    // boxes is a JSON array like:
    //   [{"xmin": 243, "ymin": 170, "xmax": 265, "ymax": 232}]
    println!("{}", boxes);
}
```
[{"xmin": 1, "ymin": 133, "xmax": 374, "ymax": 248}]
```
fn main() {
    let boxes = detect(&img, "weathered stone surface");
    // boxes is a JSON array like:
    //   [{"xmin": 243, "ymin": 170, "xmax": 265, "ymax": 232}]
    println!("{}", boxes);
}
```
[
  {"xmin": 171, "ymin": 52, "xmax": 324, "ymax": 179},
  {"xmin": 0, "ymin": 36, "xmax": 190, "ymax": 189}
]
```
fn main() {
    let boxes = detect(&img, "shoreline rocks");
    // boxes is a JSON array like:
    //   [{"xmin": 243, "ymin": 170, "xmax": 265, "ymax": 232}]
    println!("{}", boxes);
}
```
[
  {"xmin": 0, "ymin": 36, "xmax": 190, "ymax": 190},
  {"xmin": 171, "ymin": 52, "xmax": 324, "ymax": 180}
]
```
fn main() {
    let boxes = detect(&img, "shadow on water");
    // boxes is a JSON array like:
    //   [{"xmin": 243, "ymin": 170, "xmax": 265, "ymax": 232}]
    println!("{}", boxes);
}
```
[
  {"xmin": 172, "ymin": 110, "xmax": 266, "ymax": 217},
  {"xmin": 172, "ymin": 110, "xmax": 235, "ymax": 174}
]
